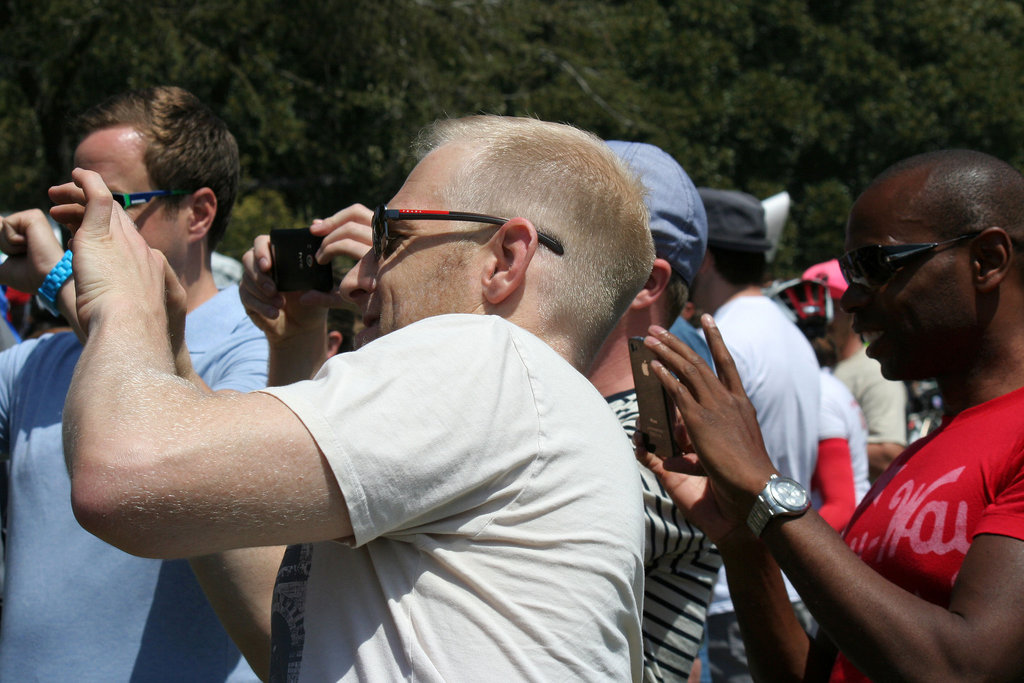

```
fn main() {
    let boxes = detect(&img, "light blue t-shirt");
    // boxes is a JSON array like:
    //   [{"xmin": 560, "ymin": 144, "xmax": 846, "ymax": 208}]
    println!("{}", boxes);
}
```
[
  {"xmin": 669, "ymin": 315, "xmax": 714, "ymax": 367},
  {"xmin": 0, "ymin": 285, "xmax": 268, "ymax": 681}
]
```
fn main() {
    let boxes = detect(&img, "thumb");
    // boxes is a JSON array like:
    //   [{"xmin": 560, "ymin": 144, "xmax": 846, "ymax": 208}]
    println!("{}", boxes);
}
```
[{"xmin": 69, "ymin": 168, "xmax": 116, "ymax": 240}]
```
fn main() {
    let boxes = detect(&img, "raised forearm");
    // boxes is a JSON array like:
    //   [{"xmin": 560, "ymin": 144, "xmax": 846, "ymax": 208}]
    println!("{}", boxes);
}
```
[
  {"xmin": 717, "ymin": 528, "xmax": 819, "ymax": 682},
  {"xmin": 63, "ymin": 302, "xmax": 203, "ymax": 547},
  {"xmin": 762, "ymin": 514, "xmax": 1017, "ymax": 681},
  {"xmin": 65, "ymin": 302, "xmax": 179, "ymax": 448}
]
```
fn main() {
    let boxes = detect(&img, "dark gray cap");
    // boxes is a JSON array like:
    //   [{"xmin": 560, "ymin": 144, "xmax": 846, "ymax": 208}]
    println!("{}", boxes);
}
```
[{"xmin": 699, "ymin": 188, "xmax": 771, "ymax": 253}]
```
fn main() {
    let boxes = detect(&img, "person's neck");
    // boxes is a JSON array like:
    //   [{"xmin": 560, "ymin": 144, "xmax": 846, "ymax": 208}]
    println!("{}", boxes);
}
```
[
  {"xmin": 588, "ymin": 325, "xmax": 635, "ymax": 397},
  {"xmin": 494, "ymin": 301, "xmax": 589, "ymax": 374},
  {"xmin": 181, "ymin": 267, "xmax": 219, "ymax": 314},
  {"xmin": 587, "ymin": 307, "xmax": 663, "ymax": 397},
  {"xmin": 935, "ymin": 334, "xmax": 1024, "ymax": 415}
]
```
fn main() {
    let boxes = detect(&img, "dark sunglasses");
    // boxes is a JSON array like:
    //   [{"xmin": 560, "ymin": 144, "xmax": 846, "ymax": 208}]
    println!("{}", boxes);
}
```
[
  {"xmin": 111, "ymin": 190, "xmax": 190, "ymax": 209},
  {"xmin": 838, "ymin": 232, "xmax": 981, "ymax": 290},
  {"xmin": 371, "ymin": 205, "xmax": 565, "ymax": 261}
]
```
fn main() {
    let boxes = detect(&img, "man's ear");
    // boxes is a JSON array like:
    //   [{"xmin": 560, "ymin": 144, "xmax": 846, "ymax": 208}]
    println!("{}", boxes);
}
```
[
  {"xmin": 185, "ymin": 187, "xmax": 217, "ymax": 245},
  {"xmin": 326, "ymin": 330, "xmax": 344, "ymax": 358},
  {"xmin": 973, "ymin": 227, "xmax": 1012, "ymax": 293},
  {"xmin": 481, "ymin": 217, "xmax": 537, "ymax": 306},
  {"xmin": 629, "ymin": 258, "xmax": 672, "ymax": 310}
]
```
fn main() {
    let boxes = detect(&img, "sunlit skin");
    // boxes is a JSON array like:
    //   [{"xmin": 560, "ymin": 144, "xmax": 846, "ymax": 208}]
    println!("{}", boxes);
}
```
[
  {"xmin": 73, "ymin": 126, "xmax": 218, "ymax": 311},
  {"xmin": 340, "ymin": 145, "xmax": 485, "ymax": 348}
]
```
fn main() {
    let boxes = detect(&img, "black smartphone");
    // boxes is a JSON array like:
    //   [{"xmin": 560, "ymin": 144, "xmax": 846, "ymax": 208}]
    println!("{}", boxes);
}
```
[
  {"xmin": 628, "ymin": 336, "xmax": 678, "ymax": 459},
  {"xmin": 270, "ymin": 228, "xmax": 334, "ymax": 292}
]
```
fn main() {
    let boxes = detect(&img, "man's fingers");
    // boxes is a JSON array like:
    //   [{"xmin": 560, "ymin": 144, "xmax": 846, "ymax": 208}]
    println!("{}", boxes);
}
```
[
  {"xmin": 71, "ymin": 168, "xmax": 117, "ymax": 238},
  {"xmin": 649, "ymin": 324, "xmax": 711, "ymax": 368},
  {"xmin": 649, "ymin": 358, "xmax": 700, "ymax": 418},
  {"xmin": 49, "ymin": 204, "xmax": 85, "ymax": 230},
  {"xmin": 320, "ymin": 237, "xmax": 372, "ymax": 263},
  {"xmin": 251, "ymin": 234, "xmax": 273, "ymax": 274},
  {"xmin": 48, "ymin": 179, "xmax": 87, "ymax": 207},
  {"xmin": 314, "ymin": 204, "xmax": 374, "ymax": 263},
  {"xmin": 241, "ymin": 236, "xmax": 279, "ymax": 297},
  {"xmin": 49, "ymin": 170, "xmax": 115, "ymax": 238},
  {"xmin": 313, "ymin": 203, "xmax": 374, "ymax": 232},
  {"xmin": 49, "ymin": 179, "xmax": 87, "ymax": 231},
  {"xmin": 699, "ymin": 314, "xmax": 746, "ymax": 397},
  {"xmin": 644, "ymin": 335, "xmax": 717, "ymax": 414},
  {"xmin": 0, "ymin": 217, "xmax": 28, "ymax": 254}
]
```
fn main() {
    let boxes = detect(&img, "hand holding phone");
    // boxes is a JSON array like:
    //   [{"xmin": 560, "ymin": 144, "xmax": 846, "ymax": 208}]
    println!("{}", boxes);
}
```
[
  {"xmin": 270, "ymin": 228, "xmax": 334, "ymax": 292},
  {"xmin": 628, "ymin": 336, "xmax": 678, "ymax": 459}
]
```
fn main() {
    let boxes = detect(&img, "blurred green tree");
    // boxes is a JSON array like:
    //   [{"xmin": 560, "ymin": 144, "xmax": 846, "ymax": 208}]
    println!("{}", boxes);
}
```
[{"xmin": 2, "ymin": 0, "xmax": 1023, "ymax": 273}]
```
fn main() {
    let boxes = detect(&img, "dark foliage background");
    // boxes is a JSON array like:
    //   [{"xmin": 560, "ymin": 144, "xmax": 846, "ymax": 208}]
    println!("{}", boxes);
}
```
[{"xmin": 3, "ymin": 0, "xmax": 1022, "ymax": 275}]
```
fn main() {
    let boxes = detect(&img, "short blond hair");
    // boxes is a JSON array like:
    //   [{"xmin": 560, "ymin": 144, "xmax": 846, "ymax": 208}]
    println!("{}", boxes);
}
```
[{"xmin": 416, "ymin": 116, "xmax": 654, "ymax": 367}]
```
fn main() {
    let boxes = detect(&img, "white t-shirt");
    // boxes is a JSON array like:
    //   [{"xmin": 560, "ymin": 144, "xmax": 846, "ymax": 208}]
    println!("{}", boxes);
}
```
[
  {"xmin": 709, "ymin": 296, "xmax": 820, "ymax": 615},
  {"xmin": 818, "ymin": 368, "xmax": 870, "ymax": 504},
  {"xmin": 262, "ymin": 314, "xmax": 645, "ymax": 682}
]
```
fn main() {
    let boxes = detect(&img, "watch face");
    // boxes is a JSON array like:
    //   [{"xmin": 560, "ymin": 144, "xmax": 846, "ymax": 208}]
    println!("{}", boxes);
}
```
[{"xmin": 773, "ymin": 479, "xmax": 808, "ymax": 509}]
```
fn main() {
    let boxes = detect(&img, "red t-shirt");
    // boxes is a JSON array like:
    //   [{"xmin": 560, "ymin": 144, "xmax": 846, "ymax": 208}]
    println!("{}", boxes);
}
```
[{"xmin": 829, "ymin": 385, "xmax": 1024, "ymax": 682}]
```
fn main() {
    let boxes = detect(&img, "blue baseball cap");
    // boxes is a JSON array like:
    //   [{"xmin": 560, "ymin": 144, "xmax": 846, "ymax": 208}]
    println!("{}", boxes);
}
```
[{"xmin": 606, "ymin": 140, "xmax": 708, "ymax": 286}]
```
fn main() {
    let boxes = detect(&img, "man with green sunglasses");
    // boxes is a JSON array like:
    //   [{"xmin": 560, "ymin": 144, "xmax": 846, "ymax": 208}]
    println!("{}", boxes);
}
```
[{"xmin": 0, "ymin": 87, "xmax": 272, "ymax": 682}]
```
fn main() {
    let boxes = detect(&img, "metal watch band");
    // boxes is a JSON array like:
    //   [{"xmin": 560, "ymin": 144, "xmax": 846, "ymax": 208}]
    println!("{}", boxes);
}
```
[{"xmin": 746, "ymin": 476, "xmax": 777, "ymax": 537}]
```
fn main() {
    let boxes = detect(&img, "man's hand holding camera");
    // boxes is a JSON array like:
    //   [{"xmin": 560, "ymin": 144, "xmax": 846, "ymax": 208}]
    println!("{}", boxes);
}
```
[{"xmin": 49, "ymin": 169, "xmax": 184, "ymax": 370}]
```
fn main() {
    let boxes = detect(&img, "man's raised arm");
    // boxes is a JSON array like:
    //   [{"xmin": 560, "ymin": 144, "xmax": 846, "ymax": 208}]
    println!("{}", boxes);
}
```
[
  {"xmin": 49, "ymin": 168, "xmax": 352, "ymax": 559},
  {"xmin": 239, "ymin": 204, "xmax": 373, "ymax": 385},
  {"xmin": 639, "ymin": 319, "xmax": 1024, "ymax": 682}
]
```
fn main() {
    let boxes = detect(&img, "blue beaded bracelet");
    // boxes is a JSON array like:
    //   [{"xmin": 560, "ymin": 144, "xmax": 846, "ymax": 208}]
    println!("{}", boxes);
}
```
[{"xmin": 36, "ymin": 250, "xmax": 73, "ymax": 316}]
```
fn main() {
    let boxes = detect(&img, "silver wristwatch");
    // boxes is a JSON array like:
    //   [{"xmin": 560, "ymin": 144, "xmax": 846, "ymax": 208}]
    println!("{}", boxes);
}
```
[{"xmin": 746, "ymin": 474, "xmax": 810, "ymax": 537}]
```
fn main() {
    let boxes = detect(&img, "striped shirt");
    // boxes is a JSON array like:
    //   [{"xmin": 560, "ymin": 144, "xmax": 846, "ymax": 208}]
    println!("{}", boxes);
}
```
[{"xmin": 607, "ymin": 390, "xmax": 722, "ymax": 681}]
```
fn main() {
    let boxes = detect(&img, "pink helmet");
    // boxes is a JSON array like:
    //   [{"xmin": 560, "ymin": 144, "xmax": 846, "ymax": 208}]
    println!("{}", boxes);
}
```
[{"xmin": 802, "ymin": 259, "xmax": 847, "ymax": 301}]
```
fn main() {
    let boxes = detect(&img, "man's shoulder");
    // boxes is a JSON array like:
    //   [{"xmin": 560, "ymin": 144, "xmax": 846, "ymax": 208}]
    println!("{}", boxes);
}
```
[
  {"xmin": 370, "ymin": 314, "xmax": 570, "ymax": 373},
  {"xmin": 186, "ymin": 286, "xmax": 267, "ymax": 352},
  {"xmin": 185, "ymin": 286, "xmax": 268, "ymax": 391},
  {"xmin": 950, "ymin": 384, "xmax": 1024, "ymax": 428}
]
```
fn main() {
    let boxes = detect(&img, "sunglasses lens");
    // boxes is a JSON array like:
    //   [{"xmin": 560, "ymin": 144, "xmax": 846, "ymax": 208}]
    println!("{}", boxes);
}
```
[{"xmin": 840, "ymin": 246, "xmax": 892, "ymax": 288}]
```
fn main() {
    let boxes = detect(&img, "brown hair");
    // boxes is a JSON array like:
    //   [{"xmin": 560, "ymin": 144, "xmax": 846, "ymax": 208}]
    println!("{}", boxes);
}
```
[{"xmin": 75, "ymin": 86, "xmax": 239, "ymax": 250}]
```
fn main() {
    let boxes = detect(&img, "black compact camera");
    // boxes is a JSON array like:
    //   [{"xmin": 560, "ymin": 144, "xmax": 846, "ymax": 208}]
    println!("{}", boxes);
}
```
[{"xmin": 270, "ymin": 228, "xmax": 334, "ymax": 292}]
